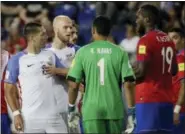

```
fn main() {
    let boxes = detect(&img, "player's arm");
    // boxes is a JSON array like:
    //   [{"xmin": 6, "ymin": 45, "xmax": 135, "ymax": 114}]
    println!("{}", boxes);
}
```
[
  {"xmin": 4, "ymin": 56, "xmax": 24, "ymax": 131},
  {"xmin": 122, "ymin": 51, "xmax": 136, "ymax": 133},
  {"xmin": 176, "ymin": 79, "xmax": 185, "ymax": 106},
  {"xmin": 4, "ymin": 83, "xmax": 20, "ymax": 112},
  {"xmin": 122, "ymin": 51, "xmax": 136, "ymax": 108},
  {"xmin": 124, "ymin": 80, "xmax": 135, "ymax": 108},
  {"xmin": 67, "ymin": 51, "xmax": 83, "ymax": 106},
  {"xmin": 174, "ymin": 56, "xmax": 185, "ymax": 113},
  {"xmin": 132, "ymin": 38, "xmax": 150, "ymax": 79},
  {"xmin": 45, "ymin": 54, "xmax": 69, "ymax": 76},
  {"xmin": 4, "ymin": 57, "xmax": 20, "ymax": 113},
  {"xmin": 66, "ymin": 51, "xmax": 83, "ymax": 128}
]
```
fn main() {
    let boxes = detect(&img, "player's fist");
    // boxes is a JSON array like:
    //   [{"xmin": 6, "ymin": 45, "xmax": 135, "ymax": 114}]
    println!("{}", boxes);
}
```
[
  {"xmin": 125, "ymin": 107, "xmax": 136, "ymax": 134},
  {"xmin": 68, "ymin": 105, "xmax": 80, "ymax": 129},
  {"xmin": 14, "ymin": 114, "xmax": 24, "ymax": 132},
  {"xmin": 173, "ymin": 113, "xmax": 180, "ymax": 125},
  {"xmin": 44, "ymin": 65, "xmax": 57, "ymax": 75}
]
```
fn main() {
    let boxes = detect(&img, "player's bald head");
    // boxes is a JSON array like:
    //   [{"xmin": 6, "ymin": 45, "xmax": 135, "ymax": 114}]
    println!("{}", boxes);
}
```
[
  {"xmin": 53, "ymin": 15, "xmax": 72, "ymax": 31},
  {"xmin": 53, "ymin": 15, "xmax": 73, "ymax": 43}
]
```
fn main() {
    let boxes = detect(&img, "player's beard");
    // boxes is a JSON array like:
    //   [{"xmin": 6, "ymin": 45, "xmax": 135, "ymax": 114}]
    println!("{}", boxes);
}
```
[
  {"xmin": 57, "ymin": 31, "xmax": 69, "ymax": 45},
  {"xmin": 136, "ymin": 24, "xmax": 145, "ymax": 37}
]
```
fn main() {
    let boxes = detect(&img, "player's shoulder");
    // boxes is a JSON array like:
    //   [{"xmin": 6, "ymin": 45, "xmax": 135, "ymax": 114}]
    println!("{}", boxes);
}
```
[
  {"xmin": 73, "ymin": 44, "xmax": 81, "ymax": 52},
  {"xmin": 75, "ymin": 44, "xmax": 89, "ymax": 52},
  {"xmin": 68, "ymin": 44, "xmax": 81, "ymax": 52},
  {"xmin": 11, "ymin": 51, "xmax": 25, "ymax": 60},
  {"xmin": 42, "ymin": 49, "xmax": 55, "ymax": 55}
]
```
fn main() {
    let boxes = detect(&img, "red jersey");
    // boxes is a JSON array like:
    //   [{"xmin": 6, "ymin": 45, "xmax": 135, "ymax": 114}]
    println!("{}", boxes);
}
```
[
  {"xmin": 172, "ymin": 49, "xmax": 185, "ymax": 113},
  {"xmin": 136, "ymin": 30, "xmax": 176, "ymax": 103},
  {"xmin": 1, "ymin": 50, "xmax": 10, "ymax": 114},
  {"xmin": 7, "ymin": 37, "xmax": 26, "ymax": 55}
]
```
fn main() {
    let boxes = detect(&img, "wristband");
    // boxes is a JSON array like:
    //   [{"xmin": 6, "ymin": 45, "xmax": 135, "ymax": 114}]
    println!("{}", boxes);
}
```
[
  {"xmin": 174, "ymin": 105, "xmax": 181, "ymax": 114},
  {"xmin": 13, "ymin": 110, "xmax": 20, "ymax": 116},
  {"xmin": 127, "ymin": 107, "xmax": 135, "ymax": 116},
  {"xmin": 68, "ymin": 103, "xmax": 75, "ymax": 112}
]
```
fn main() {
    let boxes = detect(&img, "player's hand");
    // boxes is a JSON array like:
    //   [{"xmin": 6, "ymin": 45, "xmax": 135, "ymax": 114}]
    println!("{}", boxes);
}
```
[
  {"xmin": 14, "ymin": 114, "xmax": 24, "ymax": 132},
  {"xmin": 44, "ymin": 65, "xmax": 57, "ymax": 75},
  {"xmin": 173, "ymin": 113, "xmax": 180, "ymax": 125},
  {"xmin": 125, "ymin": 107, "xmax": 136, "ymax": 134},
  {"xmin": 68, "ymin": 105, "xmax": 80, "ymax": 129}
]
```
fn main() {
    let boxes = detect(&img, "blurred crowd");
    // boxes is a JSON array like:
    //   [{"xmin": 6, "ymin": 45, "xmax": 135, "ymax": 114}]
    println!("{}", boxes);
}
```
[{"xmin": 1, "ymin": 1, "xmax": 185, "ymax": 56}]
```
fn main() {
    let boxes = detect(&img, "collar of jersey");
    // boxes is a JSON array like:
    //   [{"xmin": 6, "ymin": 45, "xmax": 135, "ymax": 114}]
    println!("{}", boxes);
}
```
[{"xmin": 23, "ymin": 50, "xmax": 39, "ymax": 56}]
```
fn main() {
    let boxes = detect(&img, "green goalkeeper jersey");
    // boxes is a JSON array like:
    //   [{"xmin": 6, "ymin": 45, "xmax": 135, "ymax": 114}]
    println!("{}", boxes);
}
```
[{"xmin": 67, "ymin": 40, "xmax": 134, "ymax": 121}]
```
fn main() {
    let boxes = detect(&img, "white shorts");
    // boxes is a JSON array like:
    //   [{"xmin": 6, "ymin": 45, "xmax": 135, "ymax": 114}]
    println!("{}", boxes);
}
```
[{"xmin": 24, "ymin": 117, "xmax": 67, "ymax": 133}]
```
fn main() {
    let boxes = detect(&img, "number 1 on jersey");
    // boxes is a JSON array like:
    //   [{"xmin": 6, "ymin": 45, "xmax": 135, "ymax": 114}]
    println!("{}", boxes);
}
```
[{"xmin": 97, "ymin": 58, "xmax": 105, "ymax": 85}]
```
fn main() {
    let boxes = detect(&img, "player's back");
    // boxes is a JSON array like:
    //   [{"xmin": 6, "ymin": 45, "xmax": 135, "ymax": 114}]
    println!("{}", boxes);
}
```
[
  {"xmin": 80, "ymin": 40, "xmax": 125, "ymax": 120},
  {"xmin": 136, "ymin": 30, "xmax": 176, "ymax": 103}
]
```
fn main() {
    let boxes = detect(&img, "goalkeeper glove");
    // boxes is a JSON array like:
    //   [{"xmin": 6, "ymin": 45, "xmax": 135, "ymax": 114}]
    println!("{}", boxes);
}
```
[
  {"xmin": 68, "ymin": 104, "xmax": 80, "ymax": 129},
  {"xmin": 125, "ymin": 107, "xmax": 136, "ymax": 134}
]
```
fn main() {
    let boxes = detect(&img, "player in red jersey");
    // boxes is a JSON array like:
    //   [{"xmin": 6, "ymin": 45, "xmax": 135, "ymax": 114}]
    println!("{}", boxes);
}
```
[
  {"xmin": 1, "ymin": 49, "xmax": 11, "ymax": 134},
  {"xmin": 168, "ymin": 28, "xmax": 185, "ymax": 134},
  {"xmin": 132, "ymin": 5, "xmax": 177, "ymax": 134}
]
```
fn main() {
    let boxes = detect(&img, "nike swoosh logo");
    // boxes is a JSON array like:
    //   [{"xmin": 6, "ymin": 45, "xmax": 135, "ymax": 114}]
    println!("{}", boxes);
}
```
[{"xmin": 27, "ymin": 64, "xmax": 34, "ymax": 67}]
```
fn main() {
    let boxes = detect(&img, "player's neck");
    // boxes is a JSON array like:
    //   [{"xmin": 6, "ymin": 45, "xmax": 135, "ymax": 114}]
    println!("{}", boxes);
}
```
[
  {"xmin": 27, "ymin": 43, "xmax": 41, "ymax": 54},
  {"xmin": 95, "ymin": 36, "xmax": 107, "ymax": 41},
  {"xmin": 53, "ymin": 37, "xmax": 67, "ymax": 49},
  {"xmin": 145, "ymin": 26, "xmax": 155, "ymax": 33}
]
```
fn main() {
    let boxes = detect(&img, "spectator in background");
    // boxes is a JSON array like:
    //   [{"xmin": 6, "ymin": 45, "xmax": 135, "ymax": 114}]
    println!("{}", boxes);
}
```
[
  {"xmin": 96, "ymin": 2, "xmax": 117, "ymax": 24},
  {"xmin": 69, "ymin": 22, "xmax": 78, "ymax": 45},
  {"xmin": 1, "ymin": 2, "xmax": 23, "ymax": 30},
  {"xmin": 41, "ymin": 17, "xmax": 54, "ymax": 44},
  {"xmin": 169, "ymin": 7, "xmax": 181, "ymax": 27},
  {"xmin": 119, "ymin": 22, "xmax": 139, "ymax": 64},
  {"xmin": 5, "ymin": 20, "xmax": 26, "ymax": 55},
  {"xmin": 19, "ymin": 2, "xmax": 50, "ymax": 24},
  {"xmin": 181, "ymin": 4, "xmax": 185, "ymax": 27}
]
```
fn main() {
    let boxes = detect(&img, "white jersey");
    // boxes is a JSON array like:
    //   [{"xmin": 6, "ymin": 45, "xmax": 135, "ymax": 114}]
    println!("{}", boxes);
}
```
[
  {"xmin": 5, "ymin": 50, "xmax": 65, "ymax": 120},
  {"xmin": 46, "ymin": 45, "xmax": 80, "ymax": 113},
  {"xmin": 48, "ymin": 46, "xmax": 76, "ymax": 68}
]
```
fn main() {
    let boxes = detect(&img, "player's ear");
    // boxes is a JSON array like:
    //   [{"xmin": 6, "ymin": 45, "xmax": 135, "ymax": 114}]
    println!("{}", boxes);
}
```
[
  {"xmin": 144, "ymin": 17, "xmax": 150, "ymax": 25},
  {"xmin": 29, "ymin": 34, "xmax": 34, "ymax": 42},
  {"xmin": 92, "ymin": 27, "xmax": 95, "ymax": 35}
]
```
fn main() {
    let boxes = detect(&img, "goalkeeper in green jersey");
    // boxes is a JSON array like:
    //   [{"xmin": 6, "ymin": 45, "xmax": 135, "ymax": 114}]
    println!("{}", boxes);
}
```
[{"xmin": 67, "ymin": 16, "xmax": 136, "ymax": 133}]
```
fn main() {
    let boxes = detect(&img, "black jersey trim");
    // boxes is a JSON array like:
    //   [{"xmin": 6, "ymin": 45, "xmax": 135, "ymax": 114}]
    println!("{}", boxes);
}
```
[{"xmin": 124, "ymin": 76, "xmax": 135, "ymax": 82}]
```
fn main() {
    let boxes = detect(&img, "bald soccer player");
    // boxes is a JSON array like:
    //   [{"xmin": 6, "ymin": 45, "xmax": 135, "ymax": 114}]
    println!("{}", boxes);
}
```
[{"xmin": 45, "ymin": 15, "xmax": 80, "ymax": 132}]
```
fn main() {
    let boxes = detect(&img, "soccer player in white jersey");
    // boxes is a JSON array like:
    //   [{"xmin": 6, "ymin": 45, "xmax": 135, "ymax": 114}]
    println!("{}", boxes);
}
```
[
  {"xmin": 45, "ymin": 15, "xmax": 81, "ymax": 132},
  {"xmin": 4, "ymin": 22, "xmax": 68, "ymax": 133}
]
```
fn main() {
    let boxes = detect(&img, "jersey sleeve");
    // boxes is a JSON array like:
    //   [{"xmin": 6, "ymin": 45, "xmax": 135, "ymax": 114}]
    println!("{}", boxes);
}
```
[
  {"xmin": 54, "ymin": 53, "xmax": 67, "ymax": 68},
  {"xmin": 67, "ymin": 50, "xmax": 83, "ymax": 83},
  {"xmin": 136, "ymin": 37, "xmax": 151, "ymax": 62},
  {"xmin": 177, "ymin": 55, "xmax": 185, "ymax": 80},
  {"xmin": 4, "ymin": 56, "xmax": 19, "ymax": 84},
  {"xmin": 121, "ymin": 51, "xmax": 135, "ymax": 82}
]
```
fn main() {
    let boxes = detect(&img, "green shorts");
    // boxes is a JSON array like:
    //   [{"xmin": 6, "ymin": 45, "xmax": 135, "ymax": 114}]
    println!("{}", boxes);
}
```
[{"xmin": 83, "ymin": 119, "xmax": 123, "ymax": 133}]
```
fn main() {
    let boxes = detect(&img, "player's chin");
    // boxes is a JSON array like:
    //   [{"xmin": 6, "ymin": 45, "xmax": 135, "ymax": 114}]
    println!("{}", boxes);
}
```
[
  {"xmin": 64, "ymin": 37, "xmax": 70, "ymax": 42},
  {"xmin": 73, "ymin": 39, "xmax": 77, "ymax": 44}
]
